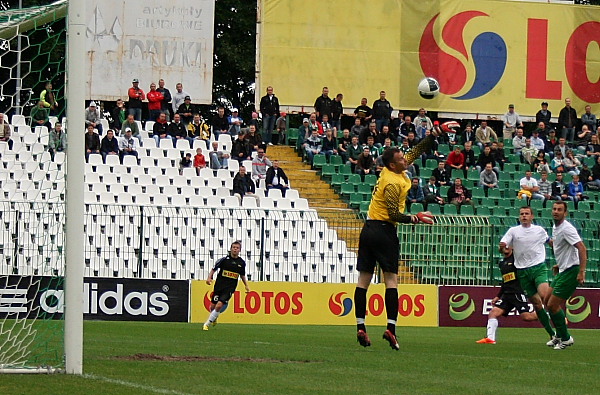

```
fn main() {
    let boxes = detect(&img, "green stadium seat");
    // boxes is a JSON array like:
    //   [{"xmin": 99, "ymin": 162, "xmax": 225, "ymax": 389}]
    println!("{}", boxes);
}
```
[
  {"xmin": 357, "ymin": 183, "xmax": 373, "ymax": 195},
  {"xmin": 476, "ymin": 207, "xmax": 491, "ymax": 216},
  {"xmin": 440, "ymin": 267, "xmax": 457, "ymax": 282},
  {"xmin": 578, "ymin": 201, "xmax": 591, "ymax": 211},
  {"xmin": 287, "ymin": 128, "xmax": 299, "ymax": 145},
  {"xmin": 312, "ymin": 154, "xmax": 326, "ymax": 169},
  {"xmin": 440, "ymin": 185, "xmax": 450, "ymax": 196},
  {"xmin": 364, "ymin": 174, "xmax": 377, "ymax": 186},
  {"xmin": 421, "ymin": 266, "xmax": 440, "ymax": 283},
  {"xmin": 425, "ymin": 159, "xmax": 438, "ymax": 169},
  {"xmin": 488, "ymin": 189, "xmax": 502, "ymax": 199},
  {"xmin": 472, "ymin": 187, "xmax": 485, "ymax": 198},
  {"xmin": 346, "ymin": 174, "xmax": 361, "ymax": 185},
  {"xmin": 330, "ymin": 174, "xmax": 345, "ymax": 189},
  {"xmin": 338, "ymin": 164, "xmax": 352, "ymax": 176},
  {"xmin": 349, "ymin": 192, "xmax": 364, "ymax": 208},
  {"xmin": 460, "ymin": 205, "xmax": 475, "ymax": 215},
  {"xmin": 438, "ymin": 144, "xmax": 450, "ymax": 155},
  {"xmin": 359, "ymin": 201, "xmax": 370, "ymax": 215},
  {"xmin": 443, "ymin": 204, "xmax": 458, "ymax": 215},
  {"xmin": 427, "ymin": 204, "xmax": 442, "ymax": 214},
  {"xmin": 340, "ymin": 183, "xmax": 355, "ymax": 198},
  {"xmin": 529, "ymin": 199, "xmax": 544, "ymax": 210},
  {"xmin": 321, "ymin": 164, "xmax": 336, "ymax": 180},
  {"xmin": 409, "ymin": 203, "xmax": 425, "ymax": 213},
  {"xmin": 472, "ymin": 146, "xmax": 481, "ymax": 155},
  {"xmin": 573, "ymin": 211, "xmax": 588, "ymax": 220},
  {"xmin": 420, "ymin": 169, "xmax": 432, "ymax": 179},
  {"xmin": 457, "ymin": 268, "xmax": 475, "ymax": 281},
  {"xmin": 329, "ymin": 155, "xmax": 343, "ymax": 166}
]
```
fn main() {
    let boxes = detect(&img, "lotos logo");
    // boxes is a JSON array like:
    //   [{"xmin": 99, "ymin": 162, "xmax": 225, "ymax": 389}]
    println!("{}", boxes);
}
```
[
  {"xmin": 419, "ymin": 11, "xmax": 507, "ymax": 100},
  {"xmin": 448, "ymin": 293, "xmax": 475, "ymax": 320},
  {"xmin": 328, "ymin": 292, "xmax": 353, "ymax": 317},
  {"xmin": 565, "ymin": 296, "xmax": 591, "ymax": 323}
]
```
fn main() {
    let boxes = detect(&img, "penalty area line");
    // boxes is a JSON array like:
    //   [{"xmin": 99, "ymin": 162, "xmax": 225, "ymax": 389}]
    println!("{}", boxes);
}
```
[{"xmin": 83, "ymin": 373, "xmax": 195, "ymax": 395}]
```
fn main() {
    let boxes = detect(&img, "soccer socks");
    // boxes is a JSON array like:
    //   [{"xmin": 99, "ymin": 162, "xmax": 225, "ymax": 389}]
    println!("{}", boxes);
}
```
[
  {"xmin": 486, "ymin": 318, "xmax": 498, "ymax": 342},
  {"xmin": 550, "ymin": 309, "xmax": 571, "ymax": 341},
  {"xmin": 205, "ymin": 309, "xmax": 220, "ymax": 326},
  {"xmin": 385, "ymin": 288, "xmax": 399, "ymax": 335},
  {"xmin": 536, "ymin": 308, "xmax": 556, "ymax": 337},
  {"xmin": 354, "ymin": 287, "xmax": 367, "ymax": 332}
]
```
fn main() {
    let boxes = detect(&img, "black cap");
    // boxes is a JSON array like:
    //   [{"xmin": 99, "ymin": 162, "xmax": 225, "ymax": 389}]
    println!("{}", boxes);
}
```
[
  {"xmin": 184, "ymin": 96, "xmax": 191, "ymax": 100},
  {"xmin": 541, "ymin": 101, "xmax": 548, "ymax": 106}
]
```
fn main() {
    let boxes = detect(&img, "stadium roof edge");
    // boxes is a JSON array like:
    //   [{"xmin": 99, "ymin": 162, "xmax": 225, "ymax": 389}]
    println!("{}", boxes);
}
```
[{"xmin": 0, "ymin": 0, "xmax": 67, "ymax": 40}]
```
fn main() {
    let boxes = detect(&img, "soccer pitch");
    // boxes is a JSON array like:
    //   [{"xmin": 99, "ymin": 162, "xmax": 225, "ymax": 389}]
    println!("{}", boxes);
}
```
[{"xmin": 1, "ymin": 322, "xmax": 598, "ymax": 395}]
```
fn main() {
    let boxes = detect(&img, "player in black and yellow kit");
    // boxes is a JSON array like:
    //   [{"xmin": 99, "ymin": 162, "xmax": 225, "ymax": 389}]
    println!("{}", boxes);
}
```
[
  {"xmin": 203, "ymin": 241, "xmax": 250, "ymax": 330},
  {"xmin": 476, "ymin": 246, "xmax": 538, "ymax": 344},
  {"xmin": 355, "ymin": 130, "xmax": 439, "ymax": 350}
]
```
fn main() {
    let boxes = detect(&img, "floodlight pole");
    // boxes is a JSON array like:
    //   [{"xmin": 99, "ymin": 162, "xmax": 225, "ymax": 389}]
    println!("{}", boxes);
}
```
[{"xmin": 65, "ymin": 0, "xmax": 86, "ymax": 375}]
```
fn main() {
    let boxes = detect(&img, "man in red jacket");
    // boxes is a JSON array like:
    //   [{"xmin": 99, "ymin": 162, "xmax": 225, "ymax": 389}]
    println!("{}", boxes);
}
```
[{"xmin": 147, "ymin": 82, "xmax": 164, "ymax": 122}]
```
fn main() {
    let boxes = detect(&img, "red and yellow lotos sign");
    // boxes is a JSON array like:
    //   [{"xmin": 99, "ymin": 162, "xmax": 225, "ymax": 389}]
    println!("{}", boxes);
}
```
[{"xmin": 190, "ymin": 281, "xmax": 438, "ymax": 326}]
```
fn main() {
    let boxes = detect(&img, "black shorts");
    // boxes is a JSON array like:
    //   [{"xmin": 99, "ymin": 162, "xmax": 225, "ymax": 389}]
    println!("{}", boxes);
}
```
[
  {"xmin": 211, "ymin": 287, "xmax": 236, "ymax": 304},
  {"xmin": 494, "ymin": 293, "xmax": 532, "ymax": 316},
  {"xmin": 357, "ymin": 220, "xmax": 399, "ymax": 274}
]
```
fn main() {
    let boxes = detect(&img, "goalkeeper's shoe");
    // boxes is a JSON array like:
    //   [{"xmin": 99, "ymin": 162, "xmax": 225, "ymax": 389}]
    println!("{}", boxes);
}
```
[
  {"xmin": 202, "ymin": 324, "xmax": 209, "ymax": 331},
  {"xmin": 546, "ymin": 335, "xmax": 560, "ymax": 347},
  {"xmin": 211, "ymin": 319, "xmax": 218, "ymax": 327},
  {"xmin": 382, "ymin": 330, "xmax": 400, "ymax": 351},
  {"xmin": 476, "ymin": 337, "xmax": 496, "ymax": 344},
  {"xmin": 357, "ymin": 330, "xmax": 371, "ymax": 347}
]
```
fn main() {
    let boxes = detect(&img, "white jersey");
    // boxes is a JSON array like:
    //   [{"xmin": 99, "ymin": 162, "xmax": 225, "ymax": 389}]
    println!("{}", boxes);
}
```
[
  {"xmin": 552, "ymin": 220, "xmax": 581, "ymax": 272},
  {"xmin": 500, "ymin": 224, "xmax": 548, "ymax": 269}
]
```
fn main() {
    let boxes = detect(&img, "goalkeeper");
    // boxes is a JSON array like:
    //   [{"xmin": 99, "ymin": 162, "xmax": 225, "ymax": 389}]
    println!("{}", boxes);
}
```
[{"xmin": 354, "ymin": 130, "xmax": 440, "ymax": 351}]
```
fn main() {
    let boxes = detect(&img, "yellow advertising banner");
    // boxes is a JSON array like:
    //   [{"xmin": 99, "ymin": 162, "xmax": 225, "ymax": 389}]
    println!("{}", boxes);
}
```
[
  {"xmin": 259, "ymin": 0, "xmax": 600, "ymax": 116},
  {"xmin": 190, "ymin": 281, "xmax": 438, "ymax": 326}
]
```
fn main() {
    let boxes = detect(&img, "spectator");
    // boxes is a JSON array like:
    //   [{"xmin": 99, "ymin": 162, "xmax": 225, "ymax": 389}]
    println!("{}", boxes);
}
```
[
  {"xmin": 48, "ymin": 122, "xmax": 66, "ymax": 160},
  {"xmin": 579, "ymin": 163, "xmax": 592, "ymax": 190},
  {"xmin": 180, "ymin": 153, "xmax": 193, "ymax": 174},
  {"xmin": 447, "ymin": 178, "xmax": 475, "ymax": 213},
  {"xmin": 127, "ymin": 78, "xmax": 145, "ymax": 121},
  {"xmin": 563, "ymin": 150, "xmax": 581, "ymax": 176},
  {"xmin": 376, "ymin": 125, "xmax": 395, "ymax": 148},
  {"xmin": 558, "ymin": 98, "xmax": 577, "ymax": 142},
  {"xmin": 156, "ymin": 79, "xmax": 172, "ymax": 120},
  {"xmin": 260, "ymin": 86, "xmax": 280, "ymax": 145},
  {"xmin": 377, "ymin": 137, "xmax": 394, "ymax": 157},
  {"xmin": 84, "ymin": 124, "xmax": 100, "ymax": 161},
  {"xmin": 360, "ymin": 121, "xmax": 378, "ymax": 145},
  {"xmin": 121, "ymin": 114, "xmax": 141, "ymax": 144},
  {"xmin": 39, "ymin": 81, "xmax": 58, "ymax": 113},
  {"xmin": 518, "ymin": 170, "xmax": 544, "ymax": 202},
  {"xmin": 227, "ymin": 108, "xmax": 243, "ymax": 137},
  {"xmin": 512, "ymin": 128, "xmax": 526, "ymax": 155},
  {"xmin": 231, "ymin": 132, "xmax": 251, "ymax": 163},
  {"xmin": 152, "ymin": 112, "xmax": 172, "ymax": 147},
  {"xmin": 177, "ymin": 96, "xmax": 195, "ymax": 127},
  {"xmin": 30, "ymin": 100, "xmax": 52, "ymax": 130},
  {"xmin": 414, "ymin": 108, "xmax": 433, "ymax": 132},
  {"xmin": 314, "ymin": 87, "xmax": 332, "ymax": 121},
  {"xmin": 530, "ymin": 130, "xmax": 545, "ymax": 152},
  {"xmin": 248, "ymin": 111, "xmax": 260, "ymax": 130},
  {"xmin": 111, "ymin": 98, "xmax": 127, "ymax": 130},
  {"xmin": 568, "ymin": 174, "xmax": 588, "ymax": 208},
  {"xmin": 365, "ymin": 136, "xmax": 379, "ymax": 161},
  {"xmin": 251, "ymin": 148, "xmax": 272, "ymax": 187},
  {"xmin": 246, "ymin": 124, "xmax": 264, "ymax": 153},
  {"xmin": 479, "ymin": 163, "xmax": 498, "ymax": 196},
  {"xmin": 0, "ymin": 112, "xmax": 13, "ymax": 150},
  {"xmin": 233, "ymin": 165, "xmax": 259, "ymax": 205},
  {"xmin": 350, "ymin": 117, "xmax": 365, "ymax": 138},
  {"xmin": 545, "ymin": 129, "xmax": 558, "ymax": 159},
  {"xmin": 265, "ymin": 160, "xmax": 289, "ymax": 197},
  {"xmin": 303, "ymin": 129, "xmax": 322, "ymax": 165},
  {"xmin": 462, "ymin": 141, "xmax": 477, "ymax": 177},
  {"xmin": 461, "ymin": 124, "xmax": 476, "ymax": 146},
  {"xmin": 297, "ymin": 118, "xmax": 311, "ymax": 147},
  {"xmin": 100, "ymin": 129, "xmax": 119, "ymax": 163},
  {"xmin": 491, "ymin": 141, "xmax": 508, "ymax": 171},
  {"xmin": 168, "ymin": 113, "xmax": 188, "ymax": 146},
  {"xmin": 146, "ymin": 82, "xmax": 164, "ymax": 122},
  {"xmin": 212, "ymin": 106, "xmax": 229, "ymax": 138},
  {"xmin": 502, "ymin": 104, "xmax": 523, "ymax": 140},
  {"xmin": 586, "ymin": 134, "xmax": 600, "ymax": 158},
  {"xmin": 320, "ymin": 114, "xmax": 333, "ymax": 134},
  {"xmin": 119, "ymin": 127, "xmax": 139, "ymax": 163},
  {"xmin": 554, "ymin": 137, "xmax": 569, "ymax": 159},
  {"xmin": 171, "ymin": 83, "xmax": 190, "ymax": 118},
  {"xmin": 372, "ymin": 90, "xmax": 393, "ymax": 132},
  {"xmin": 476, "ymin": 146, "xmax": 499, "ymax": 175},
  {"xmin": 353, "ymin": 97, "xmax": 372, "ymax": 125},
  {"xmin": 406, "ymin": 177, "xmax": 425, "ymax": 209},
  {"xmin": 307, "ymin": 112, "xmax": 323, "ymax": 136},
  {"xmin": 355, "ymin": 146, "xmax": 374, "ymax": 179},
  {"xmin": 275, "ymin": 111, "xmax": 287, "ymax": 145},
  {"xmin": 551, "ymin": 173, "xmax": 572, "ymax": 202},
  {"xmin": 423, "ymin": 176, "xmax": 445, "ymax": 209},
  {"xmin": 533, "ymin": 151, "xmax": 551, "ymax": 174},
  {"xmin": 405, "ymin": 131, "xmax": 419, "ymax": 148},
  {"xmin": 533, "ymin": 121, "xmax": 550, "ymax": 140},
  {"xmin": 415, "ymin": 119, "xmax": 429, "ymax": 141},
  {"xmin": 209, "ymin": 141, "xmax": 230, "ymax": 170},
  {"xmin": 588, "ymin": 157, "xmax": 600, "ymax": 190},
  {"xmin": 399, "ymin": 115, "xmax": 415, "ymax": 141},
  {"xmin": 446, "ymin": 145, "xmax": 465, "ymax": 178},
  {"xmin": 537, "ymin": 171, "xmax": 553, "ymax": 204},
  {"xmin": 193, "ymin": 148, "xmax": 206, "ymax": 174},
  {"xmin": 475, "ymin": 120, "xmax": 498, "ymax": 150},
  {"xmin": 535, "ymin": 101, "xmax": 552, "ymax": 129},
  {"xmin": 581, "ymin": 105, "xmax": 597, "ymax": 133},
  {"xmin": 432, "ymin": 160, "xmax": 451, "ymax": 186},
  {"xmin": 551, "ymin": 151, "xmax": 567, "ymax": 173},
  {"xmin": 521, "ymin": 138, "xmax": 538, "ymax": 168},
  {"xmin": 187, "ymin": 113, "xmax": 211, "ymax": 143},
  {"xmin": 84, "ymin": 101, "xmax": 103, "ymax": 135},
  {"xmin": 331, "ymin": 93, "xmax": 344, "ymax": 131},
  {"xmin": 321, "ymin": 128, "xmax": 338, "ymax": 160},
  {"xmin": 575, "ymin": 125, "xmax": 593, "ymax": 153},
  {"xmin": 347, "ymin": 135, "xmax": 362, "ymax": 172},
  {"xmin": 338, "ymin": 129, "xmax": 352, "ymax": 163},
  {"xmin": 419, "ymin": 129, "xmax": 441, "ymax": 168}
]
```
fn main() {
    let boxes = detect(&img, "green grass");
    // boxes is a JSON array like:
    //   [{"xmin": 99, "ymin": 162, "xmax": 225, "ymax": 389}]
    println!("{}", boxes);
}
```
[{"xmin": 2, "ymin": 322, "xmax": 599, "ymax": 395}]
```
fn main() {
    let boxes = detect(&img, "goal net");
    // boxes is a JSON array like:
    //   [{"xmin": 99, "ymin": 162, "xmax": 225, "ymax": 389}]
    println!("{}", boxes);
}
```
[{"xmin": 0, "ymin": 0, "xmax": 67, "ymax": 373}]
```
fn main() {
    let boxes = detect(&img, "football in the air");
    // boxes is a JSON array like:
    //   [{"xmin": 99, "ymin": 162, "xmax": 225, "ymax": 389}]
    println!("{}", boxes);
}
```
[{"xmin": 418, "ymin": 77, "xmax": 440, "ymax": 99}]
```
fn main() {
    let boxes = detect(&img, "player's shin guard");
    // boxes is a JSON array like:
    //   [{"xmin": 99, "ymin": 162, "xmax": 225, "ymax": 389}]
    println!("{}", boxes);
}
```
[
  {"xmin": 536, "ymin": 308, "xmax": 556, "ymax": 337},
  {"xmin": 549, "ymin": 309, "xmax": 570, "ymax": 341},
  {"xmin": 205, "ymin": 309, "xmax": 221, "ymax": 326},
  {"xmin": 385, "ymin": 288, "xmax": 398, "ymax": 335},
  {"xmin": 354, "ymin": 287, "xmax": 367, "ymax": 332},
  {"xmin": 487, "ymin": 318, "xmax": 498, "ymax": 341}
]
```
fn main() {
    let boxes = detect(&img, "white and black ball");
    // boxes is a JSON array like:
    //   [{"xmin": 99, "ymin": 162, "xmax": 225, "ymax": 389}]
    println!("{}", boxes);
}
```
[{"xmin": 418, "ymin": 77, "xmax": 440, "ymax": 99}]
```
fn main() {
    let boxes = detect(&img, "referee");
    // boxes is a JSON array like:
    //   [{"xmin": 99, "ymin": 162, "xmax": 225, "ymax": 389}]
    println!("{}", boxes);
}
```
[
  {"xmin": 354, "ymin": 131, "xmax": 439, "ymax": 351},
  {"xmin": 203, "ymin": 241, "xmax": 250, "ymax": 330}
]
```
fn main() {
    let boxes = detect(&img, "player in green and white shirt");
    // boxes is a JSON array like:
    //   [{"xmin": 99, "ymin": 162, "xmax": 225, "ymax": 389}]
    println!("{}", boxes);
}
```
[
  {"xmin": 499, "ymin": 206, "xmax": 556, "ymax": 342},
  {"xmin": 546, "ymin": 201, "xmax": 587, "ymax": 350}
]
